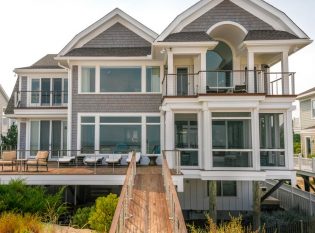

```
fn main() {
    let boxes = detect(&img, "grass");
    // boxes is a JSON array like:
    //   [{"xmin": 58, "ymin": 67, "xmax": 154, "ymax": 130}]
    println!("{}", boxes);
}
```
[{"xmin": 0, "ymin": 212, "xmax": 43, "ymax": 233}]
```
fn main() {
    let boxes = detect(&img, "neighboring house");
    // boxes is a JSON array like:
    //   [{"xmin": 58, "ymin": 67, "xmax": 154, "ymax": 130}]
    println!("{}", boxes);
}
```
[
  {"xmin": 5, "ymin": 0, "xmax": 312, "ymax": 219},
  {"xmin": 297, "ymin": 88, "xmax": 315, "ymax": 157},
  {"xmin": 0, "ymin": 84, "xmax": 10, "ymax": 137}
]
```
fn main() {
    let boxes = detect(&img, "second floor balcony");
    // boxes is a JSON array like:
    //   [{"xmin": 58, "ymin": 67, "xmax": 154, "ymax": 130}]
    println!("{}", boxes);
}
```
[
  {"xmin": 15, "ymin": 91, "xmax": 68, "ymax": 108},
  {"xmin": 162, "ymin": 70, "xmax": 295, "ymax": 97}
]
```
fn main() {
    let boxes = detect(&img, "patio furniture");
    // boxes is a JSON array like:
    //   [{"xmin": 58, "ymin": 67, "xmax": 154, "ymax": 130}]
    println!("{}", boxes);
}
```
[
  {"xmin": 84, "ymin": 156, "xmax": 104, "ymax": 166},
  {"xmin": 106, "ymin": 154, "xmax": 122, "ymax": 172},
  {"xmin": 26, "ymin": 151, "xmax": 49, "ymax": 172},
  {"xmin": 126, "ymin": 152, "xmax": 141, "ymax": 164},
  {"xmin": 0, "ymin": 151, "xmax": 17, "ymax": 171},
  {"xmin": 234, "ymin": 85, "xmax": 247, "ymax": 93},
  {"xmin": 57, "ymin": 156, "xmax": 76, "ymax": 166}
]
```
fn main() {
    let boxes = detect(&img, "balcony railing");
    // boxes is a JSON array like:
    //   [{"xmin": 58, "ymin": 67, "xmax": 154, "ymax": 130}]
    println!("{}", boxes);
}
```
[
  {"xmin": 15, "ymin": 91, "xmax": 68, "ymax": 108},
  {"xmin": 162, "ymin": 70, "xmax": 295, "ymax": 97}
]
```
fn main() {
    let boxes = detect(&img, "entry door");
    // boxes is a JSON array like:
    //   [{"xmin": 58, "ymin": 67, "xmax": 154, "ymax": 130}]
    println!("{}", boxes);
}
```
[
  {"xmin": 177, "ymin": 68, "xmax": 188, "ymax": 96},
  {"xmin": 306, "ymin": 137, "xmax": 311, "ymax": 156}
]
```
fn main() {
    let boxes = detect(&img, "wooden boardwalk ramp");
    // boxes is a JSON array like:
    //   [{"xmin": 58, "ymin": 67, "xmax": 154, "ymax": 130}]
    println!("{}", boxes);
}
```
[{"xmin": 110, "ymin": 153, "xmax": 187, "ymax": 233}]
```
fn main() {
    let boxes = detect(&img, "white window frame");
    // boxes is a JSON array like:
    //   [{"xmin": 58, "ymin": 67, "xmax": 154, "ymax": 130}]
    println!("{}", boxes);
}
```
[
  {"xmin": 211, "ymin": 112, "xmax": 254, "ymax": 171},
  {"xmin": 146, "ymin": 66, "xmax": 162, "ymax": 93},
  {"xmin": 311, "ymin": 99, "xmax": 315, "ymax": 119},
  {"xmin": 77, "ymin": 113, "xmax": 161, "ymax": 156},
  {"xmin": 28, "ymin": 77, "xmax": 68, "ymax": 107},
  {"xmin": 78, "ymin": 66, "xmax": 97, "ymax": 94}
]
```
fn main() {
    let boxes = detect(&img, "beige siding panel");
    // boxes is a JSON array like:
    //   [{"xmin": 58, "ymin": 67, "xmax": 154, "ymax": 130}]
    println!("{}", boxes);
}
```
[
  {"xmin": 300, "ymin": 98, "xmax": 315, "ymax": 129},
  {"xmin": 301, "ymin": 133, "xmax": 315, "ymax": 156}
]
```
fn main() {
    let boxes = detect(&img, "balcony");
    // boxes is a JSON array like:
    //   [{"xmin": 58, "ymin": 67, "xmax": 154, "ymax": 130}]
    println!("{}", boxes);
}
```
[
  {"xmin": 162, "ymin": 70, "xmax": 295, "ymax": 97},
  {"xmin": 15, "ymin": 91, "xmax": 68, "ymax": 108}
]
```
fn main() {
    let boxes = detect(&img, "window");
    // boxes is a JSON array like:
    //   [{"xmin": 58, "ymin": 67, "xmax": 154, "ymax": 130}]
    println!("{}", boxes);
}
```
[
  {"xmin": 31, "ymin": 78, "xmax": 68, "ymax": 106},
  {"xmin": 100, "ymin": 67, "xmax": 141, "ymax": 92},
  {"xmin": 81, "ymin": 67, "xmax": 95, "ymax": 93},
  {"xmin": 99, "ymin": 117, "xmax": 141, "ymax": 153},
  {"xmin": 212, "ymin": 113, "xmax": 252, "ymax": 167},
  {"xmin": 216, "ymin": 181, "xmax": 237, "ymax": 196},
  {"xmin": 260, "ymin": 113, "xmax": 285, "ymax": 167},
  {"xmin": 81, "ymin": 117, "xmax": 95, "ymax": 153},
  {"xmin": 146, "ymin": 117, "xmax": 160, "ymax": 154},
  {"xmin": 146, "ymin": 67, "xmax": 160, "ymax": 92},
  {"xmin": 175, "ymin": 114, "xmax": 198, "ymax": 166},
  {"xmin": 312, "ymin": 100, "xmax": 315, "ymax": 118}
]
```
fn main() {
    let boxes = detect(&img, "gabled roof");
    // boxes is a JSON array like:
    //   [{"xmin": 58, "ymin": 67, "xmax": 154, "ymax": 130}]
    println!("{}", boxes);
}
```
[
  {"xmin": 57, "ymin": 8, "xmax": 158, "ymax": 57},
  {"xmin": 4, "ymin": 78, "xmax": 18, "ymax": 115},
  {"xmin": 162, "ymin": 31, "xmax": 213, "ymax": 42},
  {"xmin": 15, "ymin": 54, "xmax": 61, "ymax": 70},
  {"xmin": 297, "ymin": 87, "xmax": 315, "ymax": 100},
  {"xmin": 244, "ymin": 30, "xmax": 299, "ymax": 41},
  {"xmin": 0, "ymin": 85, "xmax": 9, "ymax": 102},
  {"xmin": 156, "ymin": 0, "xmax": 310, "ymax": 42}
]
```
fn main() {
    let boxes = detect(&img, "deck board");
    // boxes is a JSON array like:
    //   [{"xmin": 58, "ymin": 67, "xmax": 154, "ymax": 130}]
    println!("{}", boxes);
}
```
[{"xmin": 125, "ymin": 167, "xmax": 172, "ymax": 233}]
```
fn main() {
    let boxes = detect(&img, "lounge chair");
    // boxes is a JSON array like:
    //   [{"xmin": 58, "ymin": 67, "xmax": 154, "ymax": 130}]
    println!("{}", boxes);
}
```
[
  {"xmin": 84, "ymin": 156, "xmax": 104, "ymax": 166},
  {"xmin": 57, "ymin": 156, "xmax": 76, "ymax": 165},
  {"xmin": 0, "ymin": 151, "xmax": 16, "ymax": 171},
  {"xmin": 26, "ymin": 151, "xmax": 49, "ymax": 171},
  {"xmin": 126, "ymin": 152, "xmax": 141, "ymax": 163},
  {"xmin": 105, "ymin": 154, "xmax": 122, "ymax": 165},
  {"xmin": 234, "ymin": 85, "xmax": 247, "ymax": 93}
]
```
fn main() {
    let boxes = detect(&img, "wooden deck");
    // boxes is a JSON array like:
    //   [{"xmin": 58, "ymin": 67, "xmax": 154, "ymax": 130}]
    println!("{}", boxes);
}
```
[{"xmin": 125, "ymin": 166, "xmax": 172, "ymax": 233}]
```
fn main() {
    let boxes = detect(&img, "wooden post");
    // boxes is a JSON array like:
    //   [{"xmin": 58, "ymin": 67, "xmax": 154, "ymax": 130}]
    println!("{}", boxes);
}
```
[
  {"xmin": 208, "ymin": 181, "xmax": 217, "ymax": 222},
  {"xmin": 253, "ymin": 181, "xmax": 261, "ymax": 231}
]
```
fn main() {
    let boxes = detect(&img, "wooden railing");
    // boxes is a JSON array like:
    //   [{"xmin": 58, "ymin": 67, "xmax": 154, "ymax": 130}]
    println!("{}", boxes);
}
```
[
  {"xmin": 162, "ymin": 151, "xmax": 187, "ymax": 233},
  {"xmin": 294, "ymin": 155, "xmax": 315, "ymax": 173},
  {"xmin": 109, "ymin": 152, "xmax": 137, "ymax": 233}
]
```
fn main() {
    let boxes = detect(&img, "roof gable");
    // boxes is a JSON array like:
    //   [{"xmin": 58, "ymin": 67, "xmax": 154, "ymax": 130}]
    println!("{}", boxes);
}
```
[
  {"xmin": 58, "ymin": 8, "xmax": 158, "ymax": 57},
  {"xmin": 156, "ymin": 0, "xmax": 309, "ymax": 41},
  {"xmin": 82, "ymin": 22, "xmax": 151, "ymax": 48}
]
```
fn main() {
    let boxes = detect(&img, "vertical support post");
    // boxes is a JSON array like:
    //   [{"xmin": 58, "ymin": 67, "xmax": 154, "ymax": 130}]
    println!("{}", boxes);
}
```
[
  {"xmin": 281, "ymin": 50, "xmax": 290, "ymax": 94},
  {"xmin": 299, "ymin": 155, "xmax": 302, "ymax": 170},
  {"xmin": 203, "ymin": 104, "xmax": 211, "ymax": 170},
  {"xmin": 74, "ymin": 185, "xmax": 77, "ymax": 206},
  {"xmin": 312, "ymin": 158, "xmax": 315, "ymax": 173},
  {"xmin": 167, "ymin": 50, "xmax": 174, "ymax": 96},
  {"xmin": 200, "ymin": 51, "xmax": 207, "ymax": 94},
  {"xmin": 253, "ymin": 181, "xmax": 261, "ymax": 231},
  {"xmin": 165, "ymin": 110, "xmax": 175, "ymax": 168},
  {"xmin": 247, "ymin": 51, "xmax": 255, "ymax": 93},
  {"xmin": 208, "ymin": 180, "xmax": 217, "ymax": 222}
]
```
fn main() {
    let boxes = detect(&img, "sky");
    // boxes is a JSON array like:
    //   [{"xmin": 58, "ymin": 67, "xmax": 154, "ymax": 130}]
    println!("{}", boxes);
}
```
[{"xmin": 0, "ymin": 0, "xmax": 314, "ymax": 108}]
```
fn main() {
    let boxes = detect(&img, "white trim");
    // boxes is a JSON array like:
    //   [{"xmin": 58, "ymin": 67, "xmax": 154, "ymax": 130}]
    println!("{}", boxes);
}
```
[
  {"xmin": 57, "ymin": 8, "xmax": 158, "ymax": 56},
  {"xmin": 311, "ymin": 99, "xmax": 315, "ymax": 119},
  {"xmin": 14, "ymin": 69, "xmax": 66, "ymax": 74},
  {"xmin": 207, "ymin": 21, "xmax": 248, "ymax": 35}
]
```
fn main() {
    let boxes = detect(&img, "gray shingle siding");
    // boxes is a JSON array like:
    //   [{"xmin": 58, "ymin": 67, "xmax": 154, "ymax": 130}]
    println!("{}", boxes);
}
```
[
  {"xmin": 182, "ymin": 0, "xmax": 273, "ymax": 32},
  {"xmin": 300, "ymin": 97, "xmax": 315, "ymax": 129},
  {"xmin": 19, "ymin": 122, "xmax": 26, "ymax": 151},
  {"xmin": 83, "ymin": 23, "xmax": 152, "ymax": 48},
  {"xmin": 5, "ymin": 78, "xmax": 19, "ymax": 115},
  {"xmin": 20, "ymin": 77, "xmax": 28, "ymax": 108},
  {"xmin": 71, "ymin": 66, "xmax": 161, "ymax": 150}
]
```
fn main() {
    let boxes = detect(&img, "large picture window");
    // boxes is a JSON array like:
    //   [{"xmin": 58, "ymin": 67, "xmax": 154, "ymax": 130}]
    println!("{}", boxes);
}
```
[
  {"xmin": 212, "ymin": 112, "xmax": 252, "ymax": 167},
  {"xmin": 146, "ymin": 117, "xmax": 160, "ymax": 154},
  {"xmin": 100, "ymin": 67, "xmax": 141, "ymax": 92},
  {"xmin": 260, "ymin": 113, "xmax": 285, "ymax": 167},
  {"xmin": 81, "ymin": 117, "xmax": 95, "ymax": 154},
  {"xmin": 99, "ymin": 117, "xmax": 141, "ymax": 153}
]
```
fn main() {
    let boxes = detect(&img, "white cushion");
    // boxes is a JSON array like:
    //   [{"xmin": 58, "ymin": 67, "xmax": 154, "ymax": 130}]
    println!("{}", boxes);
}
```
[
  {"xmin": 85, "ymin": 156, "xmax": 103, "ymax": 163},
  {"xmin": 126, "ymin": 152, "xmax": 141, "ymax": 163},
  {"xmin": 105, "ymin": 154, "xmax": 122, "ymax": 163},
  {"xmin": 58, "ymin": 156, "xmax": 75, "ymax": 163}
]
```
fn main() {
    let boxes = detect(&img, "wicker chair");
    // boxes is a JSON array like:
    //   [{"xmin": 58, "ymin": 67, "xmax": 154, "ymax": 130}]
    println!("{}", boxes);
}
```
[
  {"xmin": 0, "ymin": 151, "xmax": 17, "ymax": 171},
  {"xmin": 26, "ymin": 151, "xmax": 49, "ymax": 172}
]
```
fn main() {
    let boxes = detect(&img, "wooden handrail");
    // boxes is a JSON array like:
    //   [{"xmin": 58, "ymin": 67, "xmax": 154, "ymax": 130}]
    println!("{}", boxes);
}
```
[
  {"xmin": 109, "ymin": 152, "xmax": 136, "ymax": 233},
  {"xmin": 162, "ymin": 151, "xmax": 187, "ymax": 233}
]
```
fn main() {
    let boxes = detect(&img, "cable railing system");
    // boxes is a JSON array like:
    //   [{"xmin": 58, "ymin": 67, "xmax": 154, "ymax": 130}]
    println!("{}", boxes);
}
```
[
  {"xmin": 162, "ymin": 150, "xmax": 187, "ymax": 233},
  {"xmin": 109, "ymin": 152, "xmax": 137, "ymax": 233}
]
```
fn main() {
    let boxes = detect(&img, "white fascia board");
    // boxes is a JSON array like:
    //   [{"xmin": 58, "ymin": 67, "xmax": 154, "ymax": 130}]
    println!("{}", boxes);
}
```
[
  {"xmin": 57, "ymin": 8, "xmax": 158, "ymax": 57},
  {"xmin": 243, "ymin": 39, "xmax": 312, "ymax": 48},
  {"xmin": 198, "ymin": 95, "xmax": 265, "ymax": 102},
  {"xmin": 264, "ymin": 170, "xmax": 296, "ymax": 180},
  {"xmin": 156, "ymin": 0, "xmax": 223, "ymax": 41},
  {"xmin": 0, "ymin": 175, "xmax": 125, "ymax": 185},
  {"xmin": 56, "ymin": 56, "xmax": 152, "ymax": 61},
  {"xmin": 14, "ymin": 69, "xmax": 66, "ymax": 74},
  {"xmin": 297, "ymin": 92, "xmax": 315, "ymax": 100},
  {"xmin": 14, "ymin": 109, "xmax": 68, "ymax": 118},
  {"xmin": 154, "ymin": 41, "xmax": 218, "ymax": 49},
  {"xmin": 247, "ymin": 0, "xmax": 309, "ymax": 39}
]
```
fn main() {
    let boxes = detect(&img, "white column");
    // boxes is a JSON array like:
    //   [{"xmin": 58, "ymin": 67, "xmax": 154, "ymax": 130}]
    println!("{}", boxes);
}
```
[
  {"xmin": 281, "ymin": 51, "xmax": 290, "ymax": 94},
  {"xmin": 286, "ymin": 110, "xmax": 294, "ymax": 170},
  {"xmin": 160, "ymin": 111, "xmax": 165, "ymax": 152},
  {"xmin": 67, "ymin": 68, "xmax": 72, "ymax": 155},
  {"xmin": 203, "ymin": 103, "xmax": 211, "ymax": 170},
  {"xmin": 252, "ymin": 108, "xmax": 260, "ymax": 170},
  {"xmin": 167, "ymin": 50, "xmax": 174, "ymax": 96},
  {"xmin": 141, "ymin": 115, "xmax": 146, "ymax": 155},
  {"xmin": 200, "ymin": 51, "xmax": 207, "ymax": 94},
  {"xmin": 247, "ymin": 51, "xmax": 255, "ymax": 93},
  {"xmin": 165, "ymin": 109, "xmax": 174, "ymax": 168}
]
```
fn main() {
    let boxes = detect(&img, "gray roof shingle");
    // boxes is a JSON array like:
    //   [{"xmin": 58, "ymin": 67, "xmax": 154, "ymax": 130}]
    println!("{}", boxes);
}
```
[
  {"xmin": 244, "ymin": 30, "xmax": 299, "ymax": 41},
  {"xmin": 5, "ymin": 78, "xmax": 18, "ymax": 115},
  {"xmin": 64, "ymin": 47, "xmax": 151, "ymax": 57},
  {"xmin": 162, "ymin": 32, "xmax": 213, "ymax": 42},
  {"xmin": 17, "ymin": 54, "xmax": 61, "ymax": 69}
]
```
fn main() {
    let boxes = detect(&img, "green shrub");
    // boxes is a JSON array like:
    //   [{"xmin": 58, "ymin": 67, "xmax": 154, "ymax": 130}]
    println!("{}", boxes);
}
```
[
  {"xmin": 89, "ymin": 193, "xmax": 119, "ymax": 232},
  {"xmin": 294, "ymin": 142, "xmax": 301, "ymax": 154},
  {"xmin": 72, "ymin": 206, "xmax": 93, "ymax": 229},
  {"xmin": 0, "ymin": 212, "xmax": 43, "ymax": 233},
  {"xmin": 261, "ymin": 209, "xmax": 311, "ymax": 226}
]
